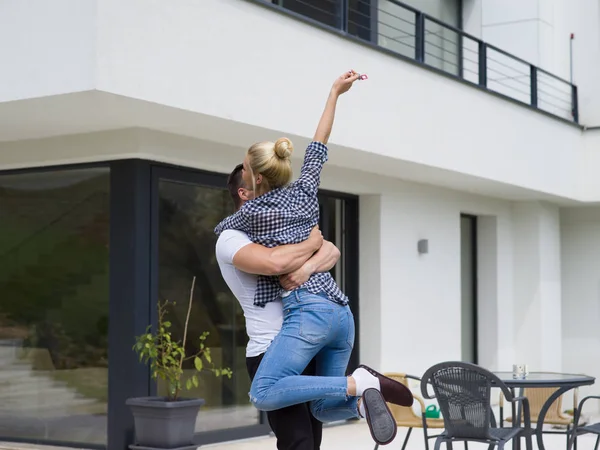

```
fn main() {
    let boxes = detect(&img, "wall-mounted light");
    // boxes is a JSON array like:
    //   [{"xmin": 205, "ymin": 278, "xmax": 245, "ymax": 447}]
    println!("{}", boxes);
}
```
[{"xmin": 417, "ymin": 239, "xmax": 429, "ymax": 254}]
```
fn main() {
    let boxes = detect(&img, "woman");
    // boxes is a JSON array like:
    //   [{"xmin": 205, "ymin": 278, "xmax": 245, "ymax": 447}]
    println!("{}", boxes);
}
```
[{"xmin": 214, "ymin": 71, "xmax": 412, "ymax": 446}]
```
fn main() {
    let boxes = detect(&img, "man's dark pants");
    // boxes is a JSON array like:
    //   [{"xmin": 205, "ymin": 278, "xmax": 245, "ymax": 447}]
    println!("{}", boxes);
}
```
[{"xmin": 246, "ymin": 354, "xmax": 323, "ymax": 450}]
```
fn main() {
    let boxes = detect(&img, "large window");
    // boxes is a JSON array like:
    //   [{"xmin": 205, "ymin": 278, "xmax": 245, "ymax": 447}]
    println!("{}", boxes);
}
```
[
  {"xmin": 0, "ymin": 168, "xmax": 110, "ymax": 444},
  {"xmin": 0, "ymin": 161, "xmax": 358, "ymax": 449}
]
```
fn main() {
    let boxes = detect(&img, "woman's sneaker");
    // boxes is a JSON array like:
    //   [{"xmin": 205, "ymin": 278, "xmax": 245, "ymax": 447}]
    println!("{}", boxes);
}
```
[{"xmin": 362, "ymin": 388, "xmax": 397, "ymax": 445}]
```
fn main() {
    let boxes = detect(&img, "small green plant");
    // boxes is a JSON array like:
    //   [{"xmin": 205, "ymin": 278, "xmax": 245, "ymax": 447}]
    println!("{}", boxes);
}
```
[{"xmin": 133, "ymin": 277, "xmax": 232, "ymax": 401}]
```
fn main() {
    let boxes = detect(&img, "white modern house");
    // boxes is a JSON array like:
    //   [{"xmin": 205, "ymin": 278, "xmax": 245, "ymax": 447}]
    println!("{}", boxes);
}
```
[{"xmin": 1, "ymin": 0, "xmax": 600, "ymax": 448}]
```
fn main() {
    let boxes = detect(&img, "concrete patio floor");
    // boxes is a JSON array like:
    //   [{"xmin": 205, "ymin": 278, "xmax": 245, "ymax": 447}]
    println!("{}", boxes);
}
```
[
  {"xmin": 205, "ymin": 419, "xmax": 600, "ymax": 450},
  {"xmin": 1, "ymin": 416, "xmax": 599, "ymax": 450}
]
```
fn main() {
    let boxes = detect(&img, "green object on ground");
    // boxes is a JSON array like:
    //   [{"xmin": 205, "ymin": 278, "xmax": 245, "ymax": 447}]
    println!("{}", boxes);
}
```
[{"xmin": 425, "ymin": 404, "xmax": 440, "ymax": 418}]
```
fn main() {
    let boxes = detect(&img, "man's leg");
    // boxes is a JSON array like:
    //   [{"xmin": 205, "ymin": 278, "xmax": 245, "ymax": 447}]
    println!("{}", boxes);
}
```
[
  {"xmin": 247, "ymin": 354, "xmax": 321, "ymax": 450},
  {"xmin": 303, "ymin": 358, "xmax": 323, "ymax": 450}
]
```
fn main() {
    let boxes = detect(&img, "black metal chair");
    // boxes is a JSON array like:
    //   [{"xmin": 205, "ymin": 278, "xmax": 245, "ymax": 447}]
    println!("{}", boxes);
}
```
[
  {"xmin": 568, "ymin": 395, "xmax": 600, "ymax": 450},
  {"xmin": 421, "ymin": 361, "xmax": 533, "ymax": 450}
]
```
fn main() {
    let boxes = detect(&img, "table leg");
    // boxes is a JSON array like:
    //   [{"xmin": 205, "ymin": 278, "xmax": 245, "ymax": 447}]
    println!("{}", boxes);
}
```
[
  {"xmin": 536, "ymin": 385, "xmax": 577, "ymax": 450},
  {"xmin": 569, "ymin": 405, "xmax": 579, "ymax": 450},
  {"xmin": 512, "ymin": 388, "xmax": 521, "ymax": 450},
  {"xmin": 511, "ymin": 387, "xmax": 516, "ymax": 426}
]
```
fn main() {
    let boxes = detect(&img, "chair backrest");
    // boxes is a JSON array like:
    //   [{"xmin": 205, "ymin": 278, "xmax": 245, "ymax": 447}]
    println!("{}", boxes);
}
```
[
  {"xmin": 384, "ymin": 373, "xmax": 420, "ymax": 423},
  {"xmin": 422, "ymin": 362, "xmax": 499, "ymax": 440},
  {"xmin": 524, "ymin": 387, "xmax": 567, "ymax": 422}
]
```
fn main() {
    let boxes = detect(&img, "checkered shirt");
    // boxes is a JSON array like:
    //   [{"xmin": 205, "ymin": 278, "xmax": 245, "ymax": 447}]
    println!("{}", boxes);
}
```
[{"xmin": 214, "ymin": 141, "xmax": 349, "ymax": 308}]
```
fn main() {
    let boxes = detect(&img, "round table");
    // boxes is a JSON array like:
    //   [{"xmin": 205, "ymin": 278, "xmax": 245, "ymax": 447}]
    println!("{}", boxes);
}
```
[{"xmin": 493, "ymin": 372, "xmax": 595, "ymax": 450}]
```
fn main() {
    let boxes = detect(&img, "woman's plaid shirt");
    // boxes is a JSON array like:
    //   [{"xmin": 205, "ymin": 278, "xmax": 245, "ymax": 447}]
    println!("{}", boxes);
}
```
[{"xmin": 214, "ymin": 141, "xmax": 349, "ymax": 307}]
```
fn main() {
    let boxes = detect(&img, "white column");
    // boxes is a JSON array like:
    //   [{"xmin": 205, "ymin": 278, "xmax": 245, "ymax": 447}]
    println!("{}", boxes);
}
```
[
  {"xmin": 561, "ymin": 207, "xmax": 600, "ymax": 405},
  {"xmin": 512, "ymin": 202, "xmax": 562, "ymax": 372},
  {"xmin": 477, "ymin": 215, "xmax": 516, "ymax": 371},
  {"xmin": 358, "ymin": 195, "xmax": 383, "ymax": 369},
  {"xmin": 475, "ymin": 213, "xmax": 516, "ymax": 408},
  {"xmin": 478, "ymin": 0, "xmax": 554, "ymax": 69},
  {"xmin": 375, "ymin": 192, "xmax": 463, "ymax": 375}
]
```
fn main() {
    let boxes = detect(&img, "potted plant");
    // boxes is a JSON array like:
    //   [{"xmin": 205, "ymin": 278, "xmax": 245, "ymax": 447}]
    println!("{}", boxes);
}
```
[{"xmin": 127, "ymin": 277, "xmax": 232, "ymax": 450}]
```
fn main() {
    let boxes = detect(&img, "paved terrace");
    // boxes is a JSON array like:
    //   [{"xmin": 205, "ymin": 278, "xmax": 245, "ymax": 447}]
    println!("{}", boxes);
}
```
[
  {"xmin": 1, "ymin": 414, "xmax": 599, "ymax": 450},
  {"xmin": 207, "ymin": 417, "xmax": 600, "ymax": 450}
]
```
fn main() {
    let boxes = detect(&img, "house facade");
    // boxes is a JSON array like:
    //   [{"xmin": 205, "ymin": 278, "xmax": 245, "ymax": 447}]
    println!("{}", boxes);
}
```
[{"xmin": 1, "ymin": 0, "xmax": 600, "ymax": 449}]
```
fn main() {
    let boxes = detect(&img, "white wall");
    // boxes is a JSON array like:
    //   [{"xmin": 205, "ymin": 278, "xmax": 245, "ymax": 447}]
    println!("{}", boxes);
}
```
[
  {"xmin": 581, "ymin": 131, "xmax": 600, "ymax": 199},
  {"xmin": 468, "ymin": 0, "xmax": 600, "ymax": 125},
  {"xmin": 477, "ymin": 214, "xmax": 517, "ymax": 371},
  {"xmin": 478, "ymin": 0, "xmax": 550, "ymax": 67},
  {"xmin": 93, "ymin": 0, "xmax": 583, "ymax": 199},
  {"xmin": 4, "ymin": 127, "xmax": 595, "ymax": 402},
  {"xmin": 0, "ymin": 128, "xmax": 529, "ymax": 378},
  {"xmin": 358, "ymin": 178, "xmax": 521, "ymax": 377},
  {"xmin": 378, "ymin": 190, "xmax": 463, "ymax": 373},
  {"xmin": 0, "ymin": 0, "xmax": 96, "ymax": 102},
  {"xmin": 512, "ymin": 202, "xmax": 562, "ymax": 372},
  {"xmin": 551, "ymin": 0, "xmax": 600, "ymax": 125},
  {"xmin": 358, "ymin": 196, "xmax": 383, "ymax": 369},
  {"xmin": 561, "ymin": 207, "xmax": 600, "ymax": 405},
  {"xmin": 0, "ymin": 0, "xmax": 592, "ymax": 201},
  {"xmin": 1, "ymin": 0, "xmax": 599, "ymax": 412}
]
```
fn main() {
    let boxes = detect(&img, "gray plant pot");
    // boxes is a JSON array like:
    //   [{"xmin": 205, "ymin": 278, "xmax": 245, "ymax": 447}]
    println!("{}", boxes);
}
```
[{"xmin": 126, "ymin": 396, "xmax": 205, "ymax": 450}]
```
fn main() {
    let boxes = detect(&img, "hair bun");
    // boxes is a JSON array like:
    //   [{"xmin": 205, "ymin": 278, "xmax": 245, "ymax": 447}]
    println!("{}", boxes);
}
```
[{"xmin": 274, "ymin": 138, "xmax": 294, "ymax": 160}]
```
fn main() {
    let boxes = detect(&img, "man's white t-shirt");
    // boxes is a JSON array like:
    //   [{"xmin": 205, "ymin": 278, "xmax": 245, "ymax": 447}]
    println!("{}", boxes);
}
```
[{"xmin": 215, "ymin": 229, "xmax": 283, "ymax": 358}]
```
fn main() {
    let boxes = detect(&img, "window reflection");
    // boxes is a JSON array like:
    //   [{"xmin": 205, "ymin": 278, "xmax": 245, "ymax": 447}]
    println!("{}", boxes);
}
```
[
  {"xmin": 156, "ymin": 179, "xmax": 258, "ymax": 432},
  {"xmin": 0, "ymin": 168, "xmax": 109, "ymax": 444},
  {"xmin": 278, "ymin": 0, "xmax": 339, "ymax": 28}
]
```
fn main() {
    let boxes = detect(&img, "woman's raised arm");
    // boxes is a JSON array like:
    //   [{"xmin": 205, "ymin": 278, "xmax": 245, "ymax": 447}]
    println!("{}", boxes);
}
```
[
  {"xmin": 313, "ymin": 70, "xmax": 360, "ymax": 145},
  {"xmin": 296, "ymin": 71, "xmax": 361, "ymax": 196}
]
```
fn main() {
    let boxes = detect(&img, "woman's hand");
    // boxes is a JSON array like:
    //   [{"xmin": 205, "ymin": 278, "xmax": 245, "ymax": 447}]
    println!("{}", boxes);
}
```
[
  {"xmin": 331, "ymin": 70, "xmax": 360, "ymax": 96},
  {"xmin": 313, "ymin": 71, "xmax": 360, "ymax": 144},
  {"xmin": 279, "ymin": 263, "xmax": 314, "ymax": 291}
]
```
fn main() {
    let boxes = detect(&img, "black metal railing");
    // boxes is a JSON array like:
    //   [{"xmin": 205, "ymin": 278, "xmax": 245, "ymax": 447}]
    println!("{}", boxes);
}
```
[{"xmin": 266, "ymin": 0, "xmax": 579, "ymax": 123}]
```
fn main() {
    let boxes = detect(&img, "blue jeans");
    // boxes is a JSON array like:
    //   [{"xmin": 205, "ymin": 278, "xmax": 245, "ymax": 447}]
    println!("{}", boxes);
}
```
[{"xmin": 249, "ymin": 289, "xmax": 359, "ymax": 422}]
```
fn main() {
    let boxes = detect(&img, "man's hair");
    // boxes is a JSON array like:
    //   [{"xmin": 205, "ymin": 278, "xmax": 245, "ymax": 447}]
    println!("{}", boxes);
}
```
[{"xmin": 227, "ymin": 164, "xmax": 244, "ymax": 210}]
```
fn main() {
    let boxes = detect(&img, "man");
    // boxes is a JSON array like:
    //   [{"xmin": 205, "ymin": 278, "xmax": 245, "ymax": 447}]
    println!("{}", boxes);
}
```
[{"xmin": 216, "ymin": 164, "xmax": 341, "ymax": 450}]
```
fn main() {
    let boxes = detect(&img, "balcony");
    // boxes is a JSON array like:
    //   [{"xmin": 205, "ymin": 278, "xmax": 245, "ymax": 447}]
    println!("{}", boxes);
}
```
[
  {"xmin": 0, "ymin": 0, "xmax": 590, "ymax": 201},
  {"xmin": 253, "ymin": 0, "xmax": 578, "ymax": 123}
]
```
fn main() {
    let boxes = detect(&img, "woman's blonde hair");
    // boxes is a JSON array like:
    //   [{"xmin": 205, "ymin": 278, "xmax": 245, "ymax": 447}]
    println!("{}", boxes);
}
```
[{"xmin": 247, "ymin": 137, "xmax": 294, "ymax": 193}]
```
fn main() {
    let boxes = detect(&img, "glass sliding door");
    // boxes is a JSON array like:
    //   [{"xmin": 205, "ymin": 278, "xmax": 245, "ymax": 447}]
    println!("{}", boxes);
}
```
[
  {"xmin": 0, "ymin": 167, "xmax": 110, "ymax": 446},
  {"xmin": 150, "ymin": 167, "xmax": 359, "ymax": 443},
  {"xmin": 151, "ymin": 167, "xmax": 265, "ymax": 444}
]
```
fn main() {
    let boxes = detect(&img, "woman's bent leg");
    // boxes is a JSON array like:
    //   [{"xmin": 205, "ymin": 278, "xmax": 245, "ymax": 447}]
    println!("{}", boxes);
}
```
[
  {"xmin": 249, "ymin": 290, "xmax": 357, "ymax": 421},
  {"xmin": 310, "ymin": 305, "xmax": 359, "ymax": 422}
]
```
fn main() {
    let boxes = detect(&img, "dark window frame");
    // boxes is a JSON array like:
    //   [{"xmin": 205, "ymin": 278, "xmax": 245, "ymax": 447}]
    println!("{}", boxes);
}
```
[
  {"xmin": 460, "ymin": 213, "xmax": 478, "ymax": 364},
  {"xmin": 0, "ymin": 162, "xmax": 112, "ymax": 450}
]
